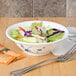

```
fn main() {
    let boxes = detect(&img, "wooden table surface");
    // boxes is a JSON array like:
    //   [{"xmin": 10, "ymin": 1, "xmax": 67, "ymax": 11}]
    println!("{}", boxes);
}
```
[{"xmin": 0, "ymin": 17, "xmax": 76, "ymax": 76}]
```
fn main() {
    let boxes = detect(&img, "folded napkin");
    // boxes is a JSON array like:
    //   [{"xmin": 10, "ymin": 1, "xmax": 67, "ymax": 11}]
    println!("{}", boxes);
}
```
[{"xmin": 51, "ymin": 27, "xmax": 76, "ymax": 56}]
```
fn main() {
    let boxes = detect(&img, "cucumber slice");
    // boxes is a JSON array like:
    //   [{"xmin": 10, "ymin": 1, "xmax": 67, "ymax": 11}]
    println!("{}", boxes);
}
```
[
  {"xmin": 10, "ymin": 29, "xmax": 20, "ymax": 39},
  {"xmin": 18, "ymin": 37, "xmax": 37, "ymax": 43}
]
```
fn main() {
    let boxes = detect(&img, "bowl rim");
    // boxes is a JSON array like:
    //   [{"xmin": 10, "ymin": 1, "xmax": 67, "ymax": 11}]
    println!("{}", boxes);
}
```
[{"xmin": 6, "ymin": 20, "xmax": 69, "ymax": 45}]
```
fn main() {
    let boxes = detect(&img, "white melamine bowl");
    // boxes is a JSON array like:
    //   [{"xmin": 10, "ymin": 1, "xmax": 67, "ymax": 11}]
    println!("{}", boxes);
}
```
[{"xmin": 6, "ymin": 20, "xmax": 69, "ymax": 56}]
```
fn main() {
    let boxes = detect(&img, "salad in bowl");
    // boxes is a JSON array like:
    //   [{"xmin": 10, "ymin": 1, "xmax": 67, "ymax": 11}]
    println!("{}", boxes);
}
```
[{"xmin": 6, "ymin": 20, "xmax": 69, "ymax": 56}]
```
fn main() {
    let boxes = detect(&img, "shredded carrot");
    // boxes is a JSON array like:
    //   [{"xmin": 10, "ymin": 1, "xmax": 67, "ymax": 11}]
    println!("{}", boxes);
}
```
[
  {"xmin": 37, "ymin": 34, "xmax": 41, "ymax": 36},
  {"xmin": 18, "ymin": 26, "xmax": 26, "ymax": 32},
  {"xmin": 18, "ymin": 35, "xmax": 23, "ymax": 38}
]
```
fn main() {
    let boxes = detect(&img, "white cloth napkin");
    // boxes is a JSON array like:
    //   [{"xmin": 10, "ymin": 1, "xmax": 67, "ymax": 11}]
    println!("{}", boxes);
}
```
[{"xmin": 51, "ymin": 27, "xmax": 76, "ymax": 56}]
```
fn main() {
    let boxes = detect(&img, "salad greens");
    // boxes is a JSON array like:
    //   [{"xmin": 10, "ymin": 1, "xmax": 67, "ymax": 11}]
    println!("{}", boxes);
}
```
[
  {"xmin": 10, "ymin": 29, "xmax": 21, "ymax": 40},
  {"xmin": 30, "ymin": 22, "xmax": 42, "ymax": 35},
  {"xmin": 10, "ymin": 22, "xmax": 64, "ymax": 43},
  {"xmin": 18, "ymin": 37, "xmax": 37, "ymax": 43}
]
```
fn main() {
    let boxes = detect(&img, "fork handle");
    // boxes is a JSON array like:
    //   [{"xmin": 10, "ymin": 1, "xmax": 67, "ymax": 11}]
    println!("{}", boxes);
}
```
[{"xmin": 10, "ymin": 58, "xmax": 57, "ymax": 76}]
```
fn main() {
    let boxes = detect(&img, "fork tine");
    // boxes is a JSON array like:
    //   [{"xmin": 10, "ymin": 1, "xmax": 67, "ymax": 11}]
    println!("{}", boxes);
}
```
[
  {"xmin": 61, "ymin": 44, "xmax": 76, "ymax": 58},
  {"xmin": 62, "ymin": 44, "xmax": 76, "ymax": 61},
  {"xmin": 64, "ymin": 49, "xmax": 76, "ymax": 60}
]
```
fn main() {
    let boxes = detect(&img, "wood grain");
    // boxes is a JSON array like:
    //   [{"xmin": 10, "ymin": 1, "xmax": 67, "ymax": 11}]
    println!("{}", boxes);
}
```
[{"xmin": 0, "ymin": 17, "xmax": 76, "ymax": 76}]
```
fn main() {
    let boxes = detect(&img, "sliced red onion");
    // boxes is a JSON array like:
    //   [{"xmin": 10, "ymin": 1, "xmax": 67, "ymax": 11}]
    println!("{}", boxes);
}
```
[
  {"xmin": 40, "ymin": 28, "xmax": 43, "ymax": 35},
  {"xmin": 46, "ymin": 31, "xmax": 60, "ymax": 38},
  {"xmin": 46, "ymin": 28, "xmax": 64, "ymax": 38},
  {"xmin": 35, "ymin": 26, "xmax": 43, "ymax": 35},
  {"xmin": 46, "ymin": 30, "xmax": 48, "ymax": 34},
  {"xmin": 53, "ymin": 28, "xmax": 64, "ymax": 33},
  {"xmin": 24, "ymin": 31, "xmax": 32, "ymax": 37}
]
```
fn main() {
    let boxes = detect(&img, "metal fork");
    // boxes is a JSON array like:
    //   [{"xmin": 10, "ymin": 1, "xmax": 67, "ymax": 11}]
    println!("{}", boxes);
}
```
[{"xmin": 10, "ymin": 44, "xmax": 76, "ymax": 76}]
